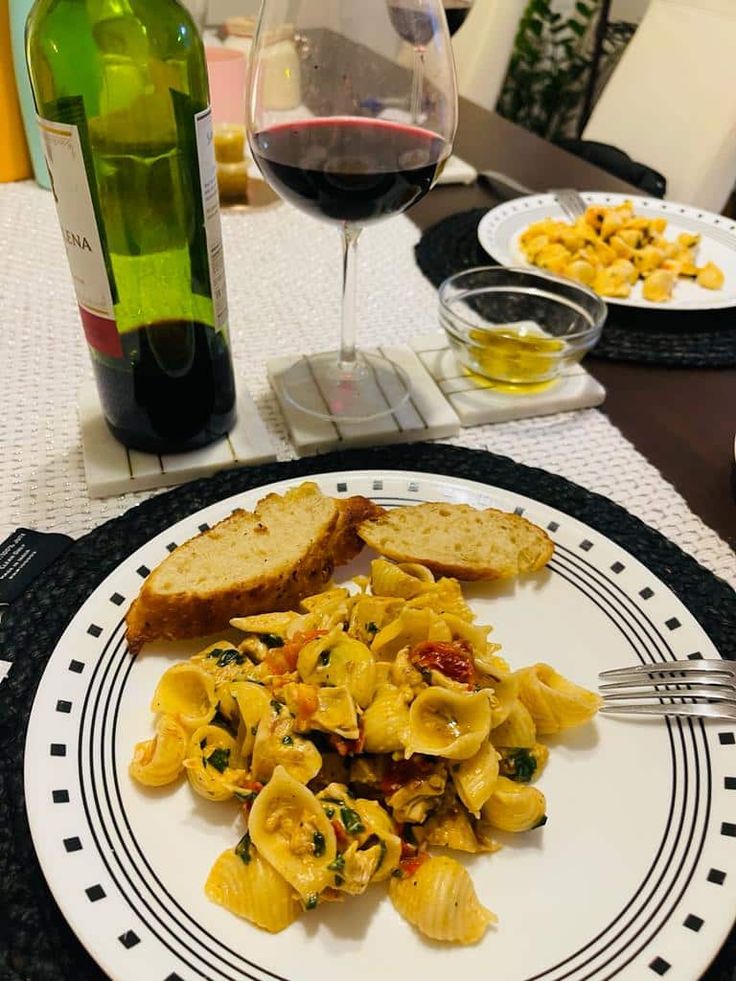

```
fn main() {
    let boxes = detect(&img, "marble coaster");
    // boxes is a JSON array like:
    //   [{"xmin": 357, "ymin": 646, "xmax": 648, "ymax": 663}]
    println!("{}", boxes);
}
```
[
  {"xmin": 78, "ymin": 382, "xmax": 276, "ymax": 498},
  {"xmin": 409, "ymin": 333, "xmax": 606, "ymax": 425},
  {"xmin": 267, "ymin": 345, "xmax": 461, "ymax": 455}
]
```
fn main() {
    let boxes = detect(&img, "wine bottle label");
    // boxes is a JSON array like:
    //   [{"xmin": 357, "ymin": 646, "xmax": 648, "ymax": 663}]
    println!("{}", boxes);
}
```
[
  {"xmin": 37, "ymin": 116, "xmax": 121, "ymax": 358},
  {"xmin": 38, "ymin": 106, "xmax": 228, "ymax": 354},
  {"xmin": 194, "ymin": 107, "xmax": 228, "ymax": 332}
]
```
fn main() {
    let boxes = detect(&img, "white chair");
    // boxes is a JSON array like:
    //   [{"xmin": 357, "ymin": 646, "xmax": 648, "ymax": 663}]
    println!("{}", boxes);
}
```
[
  {"xmin": 582, "ymin": 0, "xmax": 736, "ymax": 212},
  {"xmin": 451, "ymin": 1, "xmax": 524, "ymax": 112}
]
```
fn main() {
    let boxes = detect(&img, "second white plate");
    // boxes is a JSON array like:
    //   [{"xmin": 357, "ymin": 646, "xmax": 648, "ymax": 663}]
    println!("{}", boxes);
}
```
[{"xmin": 477, "ymin": 191, "xmax": 736, "ymax": 311}]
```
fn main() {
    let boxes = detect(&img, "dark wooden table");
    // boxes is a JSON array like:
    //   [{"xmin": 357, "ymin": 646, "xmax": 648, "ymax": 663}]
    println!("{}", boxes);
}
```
[{"xmin": 410, "ymin": 100, "xmax": 736, "ymax": 550}]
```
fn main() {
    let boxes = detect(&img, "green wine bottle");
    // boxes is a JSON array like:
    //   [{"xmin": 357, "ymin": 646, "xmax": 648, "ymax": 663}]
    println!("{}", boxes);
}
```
[{"xmin": 26, "ymin": 0, "xmax": 237, "ymax": 453}]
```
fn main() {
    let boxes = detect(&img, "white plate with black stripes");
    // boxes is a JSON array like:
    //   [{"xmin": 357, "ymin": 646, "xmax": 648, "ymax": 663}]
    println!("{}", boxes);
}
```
[
  {"xmin": 477, "ymin": 192, "xmax": 736, "ymax": 311},
  {"xmin": 24, "ymin": 470, "xmax": 735, "ymax": 981}
]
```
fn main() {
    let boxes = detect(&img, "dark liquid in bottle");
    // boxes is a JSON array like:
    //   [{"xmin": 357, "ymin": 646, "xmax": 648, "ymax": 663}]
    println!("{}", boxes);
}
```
[{"xmin": 93, "ymin": 320, "xmax": 237, "ymax": 454}]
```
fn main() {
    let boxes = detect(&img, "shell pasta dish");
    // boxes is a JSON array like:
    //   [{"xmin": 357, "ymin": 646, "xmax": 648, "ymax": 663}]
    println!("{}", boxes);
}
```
[{"xmin": 130, "ymin": 558, "xmax": 602, "ymax": 944}]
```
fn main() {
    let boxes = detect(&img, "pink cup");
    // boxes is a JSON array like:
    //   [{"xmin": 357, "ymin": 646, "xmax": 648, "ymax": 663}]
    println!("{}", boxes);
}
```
[{"xmin": 205, "ymin": 47, "xmax": 247, "ymax": 126}]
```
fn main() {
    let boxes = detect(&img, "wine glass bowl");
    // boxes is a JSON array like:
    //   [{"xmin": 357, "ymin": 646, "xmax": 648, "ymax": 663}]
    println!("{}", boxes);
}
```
[
  {"xmin": 443, "ymin": 0, "xmax": 474, "ymax": 36},
  {"xmin": 247, "ymin": 0, "xmax": 457, "ymax": 422}
]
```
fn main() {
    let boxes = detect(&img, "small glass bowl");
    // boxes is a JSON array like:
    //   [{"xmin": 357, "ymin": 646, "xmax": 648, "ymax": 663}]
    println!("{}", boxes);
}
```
[{"xmin": 439, "ymin": 267, "xmax": 607, "ymax": 386}]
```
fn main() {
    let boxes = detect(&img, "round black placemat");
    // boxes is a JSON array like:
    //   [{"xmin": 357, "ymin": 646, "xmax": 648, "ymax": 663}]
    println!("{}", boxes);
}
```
[
  {"xmin": 1, "ymin": 443, "xmax": 734, "ymax": 981},
  {"xmin": 415, "ymin": 209, "xmax": 736, "ymax": 368}
]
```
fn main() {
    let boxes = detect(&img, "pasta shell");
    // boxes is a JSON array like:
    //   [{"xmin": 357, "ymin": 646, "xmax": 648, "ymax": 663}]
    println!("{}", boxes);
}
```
[
  {"xmin": 389, "ymin": 648, "xmax": 426, "ymax": 690},
  {"xmin": 490, "ymin": 698, "xmax": 537, "ymax": 748},
  {"xmin": 397, "ymin": 562, "xmax": 435, "ymax": 583},
  {"xmin": 516, "ymin": 663, "xmax": 602, "ymax": 735},
  {"xmin": 371, "ymin": 558, "xmax": 433, "ymax": 599},
  {"xmin": 251, "ymin": 701, "xmax": 322, "ymax": 784},
  {"xmin": 304, "ymin": 685, "xmax": 360, "ymax": 740},
  {"xmin": 298, "ymin": 627, "xmax": 376, "ymax": 708},
  {"xmin": 370, "ymin": 608, "xmax": 435, "ymax": 661},
  {"xmin": 324, "ymin": 798, "xmax": 400, "ymax": 896},
  {"xmin": 473, "ymin": 647, "xmax": 511, "ymax": 679},
  {"xmin": 248, "ymin": 766, "xmax": 337, "ymax": 902},
  {"xmin": 362, "ymin": 684, "xmax": 411, "ymax": 754},
  {"xmin": 389, "ymin": 856, "xmax": 496, "ymax": 943},
  {"xmin": 300, "ymin": 587, "xmax": 351, "ymax": 612},
  {"xmin": 482, "ymin": 776, "xmax": 546, "ymax": 832},
  {"xmin": 352, "ymin": 799, "xmax": 401, "ymax": 882},
  {"xmin": 206, "ymin": 842, "xmax": 301, "ymax": 932},
  {"xmin": 487, "ymin": 673, "xmax": 520, "ymax": 728},
  {"xmin": 452, "ymin": 739, "xmax": 500, "ymax": 816},
  {"xmin": 386, "ymin": 764, "xmax": 446, "ymax": 823},
  {"xmin": 230, "ymin": 612, "xmax": 299, "ymax": 636},
  {"xmin": 696, "ymin": 262, "xmax": 724, "ymax": 290},
  {"xmin": 299, "ymin": 588, "xmax": 353, "ymax": 629},
  {"xmin": 442, "ymin": 614, "xmax": 492, "ymax": 659},
  {"xmin": 417, "ymin": 804, "xmax": 487, "ymax": 853},
  {"xmin": 406, "ymin": 688, "xmax": 492, "ymax": 760},
  {"xmin": 129, "ymin": 714, "xmax": 188, "ymax": 787},
  {"xmin": 184, "ymin": 725, "xmax": 245, "ymax": 802},
  {"xmin": 190, "ymin": 642, "xmax": 255, "ymax": 685},
  {"xmin": 230, "ymin": 681, "xmax": 271, "ymax": 760},
  {"xmin": 150, "ymin": 662, "xmax": 217, "ymax": 730},
  {"xmin": 214, "ymin": 680, "xmax": 239, "ymax": 728},
  {"xmin": 348, "ymin": 595, "xmax": 404, "ymax": 646},
  {"xmin": 404, "ymin": 578, "xmax": 474, "ymax": 622}
]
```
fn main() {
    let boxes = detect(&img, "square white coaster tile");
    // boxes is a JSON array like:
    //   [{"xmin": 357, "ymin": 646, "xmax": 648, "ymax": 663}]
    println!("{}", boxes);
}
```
[
  {"xmin": 434, "ymin": 154, "xmax": 478, "ymax": 186},
  {"xmin": 266, "ymin": 345, "xmax": 461, "ymax": 455},
  {"xmin": 78, "ymin": 382, "xmax": 276, "ymax": 498},
  {"xmin": 409, "ymin": 333, "xmax": 606, "ymax": 426}
]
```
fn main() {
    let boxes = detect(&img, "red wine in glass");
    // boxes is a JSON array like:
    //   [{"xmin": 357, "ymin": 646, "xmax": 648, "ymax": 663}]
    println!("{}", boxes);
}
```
[
  {"xmin": 386, "ymin": 4, "xmax": 437, "ymax": 46},
  {"xmin": 444, "ymin": 0, "xmax": 473, "ymax": 35},
  {"xmin": 250, "ymin": 118, "xmax": 448, "ymax": 225}
]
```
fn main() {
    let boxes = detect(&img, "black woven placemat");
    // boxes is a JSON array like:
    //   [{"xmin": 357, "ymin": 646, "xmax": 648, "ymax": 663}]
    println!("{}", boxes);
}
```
[
  {"xmin": 415, "ymin": 209, "xmax": 736, "ymax": 368},
  {"xmin": 1, "ymin": 443, "xmax": 734, "ymax": 981}
]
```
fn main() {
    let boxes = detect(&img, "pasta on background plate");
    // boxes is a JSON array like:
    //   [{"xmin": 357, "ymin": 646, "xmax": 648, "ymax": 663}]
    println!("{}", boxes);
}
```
[
  {"xmin": 131, "ymin": 557, "xmax": 602, "ymax": 944},
  {"xmin": 519, "ymin": 199, "xmax": 725, "ymax": 302}
]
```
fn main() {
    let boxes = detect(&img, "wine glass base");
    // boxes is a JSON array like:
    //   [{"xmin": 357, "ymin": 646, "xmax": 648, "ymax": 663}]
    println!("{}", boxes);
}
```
[{"xmin": 273, "ymin": 351, "xmax": 412, "ymax": 423}]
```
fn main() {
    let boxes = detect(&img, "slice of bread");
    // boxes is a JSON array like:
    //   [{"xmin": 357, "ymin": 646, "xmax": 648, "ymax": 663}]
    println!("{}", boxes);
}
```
[
  {"xmin": 357, "ymin": 501, "xmax": 553, "ymax": 581},
  {"xmin": 126, "ymin": 482, "xmax": 382, "ymax": 652}
]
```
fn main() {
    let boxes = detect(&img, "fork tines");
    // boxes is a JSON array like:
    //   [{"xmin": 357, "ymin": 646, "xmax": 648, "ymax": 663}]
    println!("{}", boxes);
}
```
[
  {"xmin": 552, "ymin": 188, "xmax": 587, "ymax": 221},
  {"xmin": 598, "ymin": 659, "xmax": 736, "ymax": 722},
  {"xmin": 600, "ymin": 659, "xmax": 736, "ymax": 680}
]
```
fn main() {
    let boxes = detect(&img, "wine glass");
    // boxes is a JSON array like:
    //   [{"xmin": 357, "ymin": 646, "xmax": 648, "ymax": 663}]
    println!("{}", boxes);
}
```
[
  {"xmin": 386, "ymin": 0, "xmax": 473, "ymax": 120},
  {"xmin": 247, "ymin": 0, "xmax": 457, "ymax": 422}
]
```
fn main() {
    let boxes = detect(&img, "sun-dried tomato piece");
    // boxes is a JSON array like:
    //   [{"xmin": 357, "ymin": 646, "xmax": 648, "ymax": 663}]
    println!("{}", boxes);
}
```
[
  {"xmin": 409, "ymin": 639, "xmax": 474, "ymax": 685},
  {"xmin": 398, "ymin": 850, "xmax": 429, "ymax": 878},
  {"xmin": 380, "ymin": 757, "xmax": 436, "ymax": 796}
]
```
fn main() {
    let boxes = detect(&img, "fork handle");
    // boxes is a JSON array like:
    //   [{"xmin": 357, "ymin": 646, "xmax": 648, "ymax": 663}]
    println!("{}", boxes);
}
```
[{"xmin": 601, "ymin": 703, "xmax": 736, "ymax": 722}]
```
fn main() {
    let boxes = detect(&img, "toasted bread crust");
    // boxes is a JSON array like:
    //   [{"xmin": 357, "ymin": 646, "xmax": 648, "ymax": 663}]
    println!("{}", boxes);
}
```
[
  {"xmin": 357, "ymin": 502, "xmax": 554, "ymax": 581},
  {"xmin": 125, "ymin": 485, "xmax": 383, "ymax": 652}
]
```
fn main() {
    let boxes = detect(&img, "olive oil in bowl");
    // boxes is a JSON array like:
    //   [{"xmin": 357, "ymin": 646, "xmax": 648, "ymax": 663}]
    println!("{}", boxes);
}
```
[{"xmin": 439, "ymin": 267, "xmax": 606, "ymax": 387}]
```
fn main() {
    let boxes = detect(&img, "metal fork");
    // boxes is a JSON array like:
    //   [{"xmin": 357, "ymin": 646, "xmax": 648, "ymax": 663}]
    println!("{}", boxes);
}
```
[
  {"xmin": 599, "ymin": 660, "xmax": 736, "ymax": 721},
  {"xmin": 553, "ymin": 188, "xmax": 587, "ymax": 221}
]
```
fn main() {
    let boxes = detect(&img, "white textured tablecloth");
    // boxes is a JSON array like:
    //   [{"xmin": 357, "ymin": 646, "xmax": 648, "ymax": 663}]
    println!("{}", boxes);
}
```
[{"xmin": 1, "ymin": 181, "xmax": 734, "ymax": 588}]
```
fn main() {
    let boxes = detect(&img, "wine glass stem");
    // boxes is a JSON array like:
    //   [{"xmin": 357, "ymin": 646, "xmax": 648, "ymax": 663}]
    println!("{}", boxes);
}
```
[
  {"xmin": 410, "ymin": 46, "xmax": 425, "ymax": 123},
  {"xmin": 339, "ymin": 223, "xmax": 361, "ymax": 371}
]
